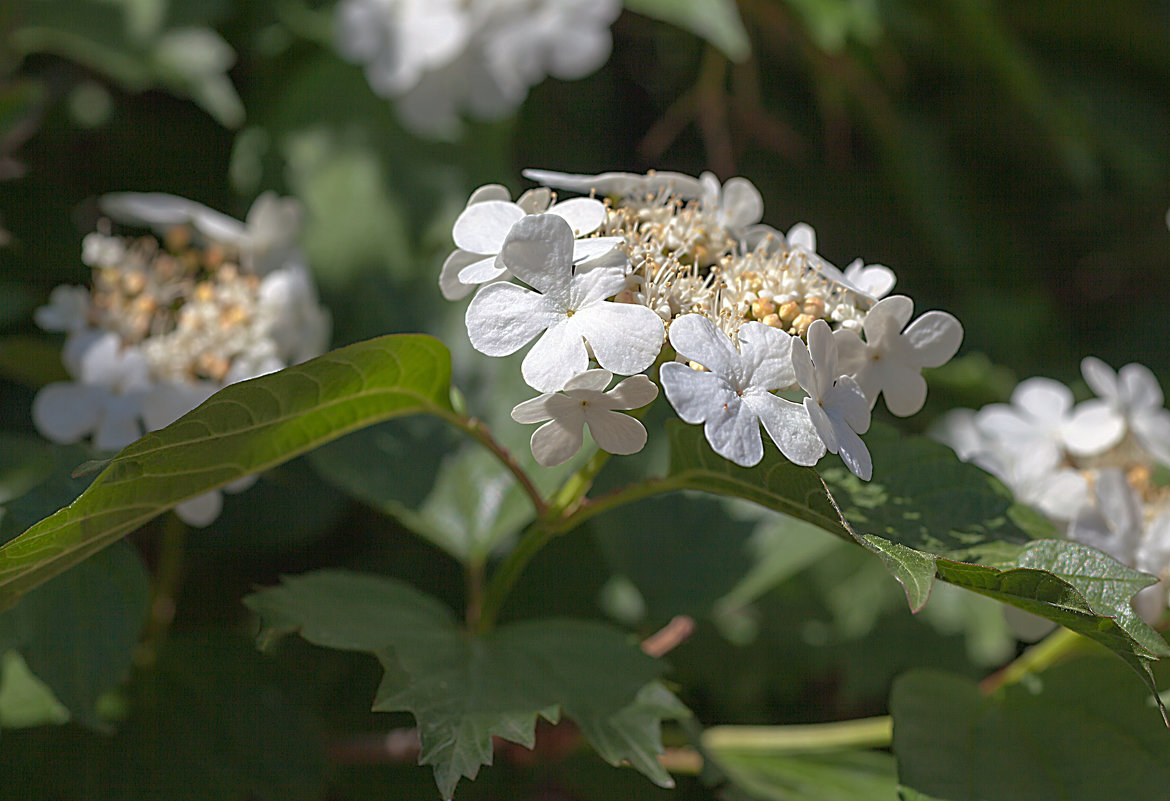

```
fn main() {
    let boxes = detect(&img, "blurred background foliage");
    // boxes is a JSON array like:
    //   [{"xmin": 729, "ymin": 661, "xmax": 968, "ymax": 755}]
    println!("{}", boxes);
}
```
[{"xmin": 0, "ymin": 0, "xmax": 1168, "ymax": 799}]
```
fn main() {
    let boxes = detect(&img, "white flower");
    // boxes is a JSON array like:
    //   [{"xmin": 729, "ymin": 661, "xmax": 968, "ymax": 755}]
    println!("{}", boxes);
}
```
[
  {"xmin": 792, "ymin": 319, "xmax": 872, "ymax": 480},
  {"xmin": 511, "ymin": 369, "xmax": 658, "ymax": 466},
  {"xmin": 1065, "ymin": 357, "xmax": 1170, "ymax": 463},
  {"xmin": 974, "ymin": 378, "xmax": 1077, "ymax": 468},
  {"xmin": 465, "ymin": 213, "xmax": 664, "ymax": 392},
  {"xmin": 834, "ymin": 295, "xmax": 963, "ymax": 416},
  {"xmin": 842, "ymin": 259, "xmax": 896, "ymax": 299},
  {"xmin": 659, "ymin": 314, "xmax": 824, "ymax": 468},
  {"xmin": 440, "ymin": 185, "xmax": 612, "ymax": 300},
  {"xmin": 34, "ymin": 286, "xmax": 90, "ymax": 332},
  {"xmin": 521, "ymin": 168, "xmax": 704, "ymax": 201},
  {"xmin": 32, "ymin": 333, "xmax": 150, "ymax": 452},
  {"xmin": 99, "ymin": 191, "xmax": 302, "ymax": 275},
  {"xmin": 698, "ymin": 172, "xmax": 764, "ymax": 233},
  {"xmin": 335, "ymin": 0, "xmax": 469, "ymax": 96}
]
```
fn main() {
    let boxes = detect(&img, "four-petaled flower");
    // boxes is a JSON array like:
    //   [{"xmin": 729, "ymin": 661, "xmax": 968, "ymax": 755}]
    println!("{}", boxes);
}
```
[
  {"xmin": 659, "ymin": 314, "xmax": 824, "ymax": 468},
  {"xmin": 440, "ymin": 184, "xmax": 614, "ymax": 299},
  {"xmin": 792, "ymin": 320, "xmax": 872, "ymax": 479},
  {"xmin": 834, "ymin": 295, "xmax": 963, "ymax": 416},
  {"xmin": 1066, "ymin": 357, "xmax": 1170, "ymax": 464},
  {"xmin": 465, "ymin": 213, "xmax": 665, "ymax": 392},
  {"xmin": 511, "ymin": 369, "xmax": 658, "ymax": 466}
]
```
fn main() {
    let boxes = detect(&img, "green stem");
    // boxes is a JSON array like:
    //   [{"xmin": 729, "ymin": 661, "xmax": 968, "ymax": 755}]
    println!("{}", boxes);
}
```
[
  {"xmin": 549, "ymin": 475, "xmax": 689, "ymax": 535},
  {"xmin": 475, "ymin": 522, "xmax": 551, "ymax": 634},
  {"xmin": 135, "ymin": 512, "xmax": 186, "ymax": 668},
  {"xmin": 439, "ymin": 410, "xmax": 549, "ymax": 519},
  {"xmin": 704, "ymin": 715, "xmax": 893, "ymax": 753},
  {"xmin": 979, "ymin": 625, "xmax": 1087, "ymax": 694}
]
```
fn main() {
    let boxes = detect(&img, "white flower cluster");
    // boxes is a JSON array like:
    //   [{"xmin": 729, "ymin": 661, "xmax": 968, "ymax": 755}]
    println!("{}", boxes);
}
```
[
  {"xmin": 33, "ymin": 193, "xmax": 331, "ymax": 526},
  {"xmin": 934, "ymin": 359, "xmax": 1170, "ymax": 620},
  {"xmin": 334, "ymin": 0, "xmax": 621, "ymax": 139},
  {"xmin": 445, "ymin": 169, "xmax": 964, "ymax": 477}
]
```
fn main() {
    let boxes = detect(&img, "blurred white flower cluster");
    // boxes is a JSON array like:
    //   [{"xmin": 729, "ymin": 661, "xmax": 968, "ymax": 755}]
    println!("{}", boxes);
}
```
[
  {"xmin": 444, "ymin": 169, "xmax": 964, "ymax": 478},
  {"xmin": 934, "ymin": 359, "xmax": 1170, "ymax": 620},
  {"xmin": 33, "ymin": 193, "xmax": 331, "ymax": 526},
  {"xmin": 334, "ymin": 0, "xmax": 621, "ymax": 138}
]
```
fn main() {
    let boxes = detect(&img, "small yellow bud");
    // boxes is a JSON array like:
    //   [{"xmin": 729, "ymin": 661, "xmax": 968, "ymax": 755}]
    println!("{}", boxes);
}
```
[
  {"xmin": 791, "ymin": 313, "xmax": 816, "ymax": 337},
  {"xmin": 761, "ymin": 313, "xmax": 781, "ymax": 328},
  {"xmin": 164, "ymin": 225, "xmax": 191, "ymax": 252},
  {"xmin": 778, "ymin": 301, "xmax": 801, "ymax": 325},
  {"xmin": 801, "ymin": 296, "xmax": 826, "ymax": 318},
  {"xmin": 750, "ymin": 297, "xmax": 776, "ymax": 320}
]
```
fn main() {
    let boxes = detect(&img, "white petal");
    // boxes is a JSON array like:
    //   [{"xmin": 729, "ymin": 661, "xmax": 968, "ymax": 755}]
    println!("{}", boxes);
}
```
[
  {"xmin": 603, "ymin": 374, "xmax": 659, "ymax": 410},
  {"xmin": 587, "ymin": 409, "xmax": 647, "ymax": 455},
  {"xmin": 439, "ymin": 250, "xmax": 482, "ymax": 300},
  {"xmin": 862, "ymin": 295, "xmax": 914, "ymax": 347},
  {"xmin": 467, "ymin": 184, "xmax": 511, "ymax": 205},
  {"xmin": 94, "ymin": 395, "xmax": 143, "ymax": 451},
  {"xmin": 844, "ymin": 263, "xmax": 896, "ymax": 298},
  {"xmin": 456, "ymin": 255, "xmax": 508, "ymax": 286},
  {"xmin": 452, "ymin": 200, "xmax": 524, "ymax": 254},
  {"xmin": 32, "ymin": 382, "xmax": 103, "ymax": 443},
  {"xmin": 517, "ymin": 187, "xmax": 552, "ymax": 213},
  {"xmin": 903, "ymin": 310, "xmax": 963, "ymax": 368},
  {"xmin": 175, "ymin": 491, "xmax": 223, "ymax": 528},
  {"xmin": 660, "ymin": 362, "xmax": 734, "ymax": 424},
  {"xmin": 805, "ymin": 320, "xmax": 837, "ymax": 398},
  {"xmin": 804, "ymin": 397, "xmax": 839, "ymax": 454},
  {"xmin": 569, "ymin": 258, "xmax": 629, "ymax": 307},
  {"xmin": 1063, "ymin": 400, "xmax": 1126, "ymax": 456},
  {"xmin": 571, "ymin": 302, "xmax": 664, "ymax": 376},
  {"xmin": 737, "ymin": 322, "xmax": 796, "ymax": 390},
  {"xmin": 572, "ymin": 237, "xmax": 625, "ymax": 262},
  {"xmin": 748, "ymin": 392, "xmax": 826, "ymax": 466},
  {"xmin": 719, "ymin": 178, "xmax": 764, "ymax": 229},
  {"xmin": 877, "ymin": 363, "xmax": 928, "ymax": 417},
  {"xmin": 790, "ymin": 336, "xmax": 817, "ymax": 399},
  {"xmin": 1119, "ymin": 362, "xmax": 1163, "ymax": 410},
  {"xmin": 550, "ymin": 197, "xmax": 606, "ymax": 236},
  {"xmin": 465, "ymin": 282, "xmax": 555, "ymax": 357},
  {"xmin": 704, "ymin": 396, "xmax": 764, "ymax": 467},
  {"xmin": 512, "ymin": 393, "xmax": 557, "ymax": 424},
  {"xmin": 786, "ymin": 223, "xmax": 816, "ymax": 252},
  {"xmin": 1134, "ymin": 411, "xmax": 1170, "ymax": 467},
  {"xmin": 833, "ymin": 328, "xmax": 869, "ymax": 382},
  {"xmin": 498, "ymin": 214, "xmax": 575, "ymax": 294},
  {"xmin": 530, "ymin": 416, "xmax": 586, "ymax": 467},
  {"xmin": 142, "ymin": 381, "xmax": 216, "ymax": 431},
  {"xmin": 1012, "ymin": 377, "xmax": 1073, "ymax": 419},
  {"xmin": 521, "ymin": 320, "xmax": 590, "ymax": 392},
  {"xmin": 1080, "ymin": 356, "xmax": 1118, "ymax": 402},
  {"xmin": 668, "ymin": 314, "xmax": 739, "ymax": 377},
  {"xmin": 564, "ymin": 368, "xmax": 614, "ymax": 393},
  {"xmin": 831, "ymin": 376, "xmax": 871, "ymax": 433},
  {"xmin": 833, "ymin": 419, "xmax": 872, "ymax": 480},
  {"xmin": 224, "ymin": 473, "xmax": 259, "ymax": 493}
]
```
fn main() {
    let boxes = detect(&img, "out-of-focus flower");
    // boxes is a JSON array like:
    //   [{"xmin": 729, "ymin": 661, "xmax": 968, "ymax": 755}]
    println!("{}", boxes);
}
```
[{"xmin": 32, "ymin": 191, "xmax": 330, "ymax": 526}]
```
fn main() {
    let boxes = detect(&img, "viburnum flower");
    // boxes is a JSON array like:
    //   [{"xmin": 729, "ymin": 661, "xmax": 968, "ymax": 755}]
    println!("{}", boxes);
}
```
[
  {"xmin": 440, "ymin": 185, "xmax": 614, "ymax": 300},
  {"xmin": 464, "ymin": 213, "xmax": 665, "ymax": 392},
  {"xmin": 1065, "ymin": 357, "xmax": 1170, "ymax": 463},
  {"xmin": 511, "ymin": 369, "xmax": 658, "ymax": 466},
  {"xmin": 698, "ymin": 172, "xmax": 764, "ymax": 234},
  {"xmin": 974, "ymin": 378, "xmax": 1079, "ymax": 468},
  {"xmin": 32, "ymin": 191, "xmax": 330, "ymax": 527},
  {"xmin": 792, "ymin": 320, "xmax": 872, "ymax": 480},
  {"xmin": 834, "ymin": 295, "xmax": 963, "ymax": 416},
  {"xmin": 659, "ymin": 314, "xmax": 824, "ymax": 468}
]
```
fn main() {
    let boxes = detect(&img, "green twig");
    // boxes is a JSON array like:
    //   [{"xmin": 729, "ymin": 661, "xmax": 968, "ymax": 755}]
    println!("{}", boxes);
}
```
[
  {"xmin": 979, "ymin": 625, "xmax": 1088, "ymax": 694},
  {"xmin": 704, "ymin": 715, "xmax": 894, "ymax": 753},
  {"xmin": 135, "ymin": 512, "xmax": 186, "ymax": 668}
]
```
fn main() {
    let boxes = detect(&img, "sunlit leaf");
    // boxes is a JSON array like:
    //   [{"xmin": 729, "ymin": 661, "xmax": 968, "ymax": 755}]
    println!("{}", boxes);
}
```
[{"xmin": 0, "ymin": 334, "xmax": 454, "ymax": 607}]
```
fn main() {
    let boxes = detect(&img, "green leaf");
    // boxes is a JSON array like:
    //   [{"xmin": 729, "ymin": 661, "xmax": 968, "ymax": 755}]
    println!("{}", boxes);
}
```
[
  {"xmin": 0, "ymin": 334, "xmax": 455, "ymax": 608},
  {"xmin": 0, "ymin": 542, "xmax": 149, "ymax": 727},
  {"xmin": 891, "ymin": 657, "xmax": 1170, "ymax": 801},
  {"xmin": 0, "ymin": 650, "xmax": 70, "ymax": 728},
  {"xmin": 624, "ymin": 0, "xmax": 751, "ymax": 61},
  {"xmin": 245, "ymin": 570, "xmax": 689, "ymax": 799},
  {"xmin": 664, "ymin": 421, "xmax": 1168, "ymax": 710}
]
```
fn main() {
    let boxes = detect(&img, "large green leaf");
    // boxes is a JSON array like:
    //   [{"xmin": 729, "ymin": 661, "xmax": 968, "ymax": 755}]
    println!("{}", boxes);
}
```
[
  {"xmin": 710, "ymin": 748, "xmax": 897, "ymax": 801},
  {"xmin": 0, "ymin": 542, "xmax": 149, "ymax": 728},
  {"xmin": 663, "ymin": 421, "xmax": 1170, "ymax": 708},
  {"xmin": 891, "ymin": 656, "xmax": 1170, "ymax": 801},
  {"xmin": 245, "ymin": 570, "xmax": 689, "ymax": 799},
  {"xmin": 0, "ymin": 334, "xmax": 454, "ymax": 608}
]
